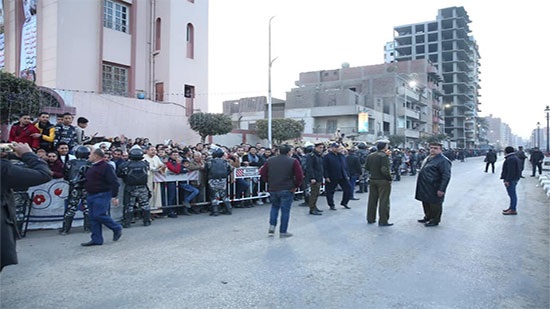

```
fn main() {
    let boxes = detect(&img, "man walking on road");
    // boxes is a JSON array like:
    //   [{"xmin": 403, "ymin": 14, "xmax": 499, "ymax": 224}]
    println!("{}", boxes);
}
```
[
  {"xmin": 529, "ymin": 147, "xmax": 544, "ymax": 177},
  {"xmin": 501, "ymin": 146, "xmax": 522, "ymax": 215},
  {"xmin": 81, "ymin": 148, "xmax": 123, "ymax": 246},
  {"xmin": 260, "ymin": 144, "xmax": 303, "ymax": 238},
  {"xmin": 323, "ymin": 143, "xmax": 352, "ymax": 210},
  {"xmin": 484, "ymin": 149, "xmax": 497, "ymax": 173},
  {"xmin": 365, "ymin": 140, "xmax": 393, "ymax": 226},
  {"xmin": 415, "ymin": 142, "xmax": 452, "ymax": 227},
  {"xmin": 305, "ymin": 142, "xmax": 325, "ymax": 216}
]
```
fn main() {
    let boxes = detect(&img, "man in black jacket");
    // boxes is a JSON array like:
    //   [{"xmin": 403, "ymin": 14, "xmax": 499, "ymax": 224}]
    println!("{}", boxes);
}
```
[
  {"xmin": 1, "ymin": 142, "xmax": 52, "ymax": 271},
  {"xmin": 529, "ymin": 147, "xmax": 544, "ymax": 177},
  {"xmin": 305, "ymin": 142, "xmax": 325, "ymax": 215},
  {"xmin": 346, "ymin": 147, "xmax": 362, "ymax": 201},
  {"xmin": 501, "ymin": 146, "xmax": 522, "ymax": 215},
  {"xmin": 484, "ymin": 149, "xmax": 497, "ymax": 173},
  {"xmin": 323, "ymin": 143, "xmax": 352, "ymax": 210},
  {"xmin": 414, "ymin": 142, "xmax": 452, "ymax": 227}
]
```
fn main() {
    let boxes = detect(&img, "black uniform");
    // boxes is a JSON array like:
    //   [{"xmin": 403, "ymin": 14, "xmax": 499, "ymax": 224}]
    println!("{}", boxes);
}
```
[
  {"xmin": 117, "ymin": 160, "xmax": 151, "ymax": 227},
  {"xmin": 60, "ymin": 158, "xmax": 91, "ymax": 234},
  {"xmin": 206, "ymin": 157, "xmax": 232, "ymax": 216}
]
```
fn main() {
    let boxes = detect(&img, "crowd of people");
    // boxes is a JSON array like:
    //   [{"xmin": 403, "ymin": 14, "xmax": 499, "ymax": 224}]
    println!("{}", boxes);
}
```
[{"xmin": 3, "ymin": 111, "xmax": 547, "ymax": 239}]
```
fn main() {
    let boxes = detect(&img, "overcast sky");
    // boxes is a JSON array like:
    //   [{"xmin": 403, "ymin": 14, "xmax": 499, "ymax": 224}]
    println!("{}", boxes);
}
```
[{"xmin": 208, "ymin": 0, "xmax": 549, "ymax": 139}]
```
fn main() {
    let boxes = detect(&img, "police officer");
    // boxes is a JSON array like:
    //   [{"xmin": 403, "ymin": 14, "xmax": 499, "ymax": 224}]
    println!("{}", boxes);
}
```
[
  {"xmin": 355, "ymin": 142, "xmax": 369, "ymax": 194},
  {"xmin": 205, "ymin": 148, "xmax": 232, "ymax": 216},
  {"xmin": 60, "ymin": 146, "xmax": 91, "ymax": 235},
  {"xmin": 117, "ymin": 148, "xmax": 151, "ymax": 227},
  {"xmin": 391, "ymin": 149, "xmax": 403, "ymax": 181}
]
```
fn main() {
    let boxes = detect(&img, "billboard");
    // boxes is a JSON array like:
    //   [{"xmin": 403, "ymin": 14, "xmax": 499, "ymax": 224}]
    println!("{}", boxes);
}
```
[{"xmin": 358, "ymin": 112, "xmax": 369, "ymax": 133}]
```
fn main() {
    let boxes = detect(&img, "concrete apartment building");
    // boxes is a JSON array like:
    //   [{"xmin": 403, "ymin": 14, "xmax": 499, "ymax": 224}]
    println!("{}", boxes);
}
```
[
  {"xmin": 284, "ymin": 59, "xmax": 443, "ymax": 147},
  {"xmin": 386, "ymin": 6, "xmax": 481, "ymax": 149},
  {"xmin": 222, "ymin": 59, "xmax": 443, "ymax": 148},
  {"xmin": 1, "ymin": 0, "xmax": 208, "ymax": 144}
]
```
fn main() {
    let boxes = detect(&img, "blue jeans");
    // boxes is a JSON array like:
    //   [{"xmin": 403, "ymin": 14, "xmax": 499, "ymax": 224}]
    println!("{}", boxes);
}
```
[
  {"xmin": 269, "ymin": 190, "xmax": 294, "ymax": 233},
  {"xmin": 87, "ymin": 191, "xmax": 122, "ymax": 244},
  {"xmin": 166, "ymin": 182, "xmax": 199, "ymax": 205},
  {"xmin": 505, "ymin": 180, "xmax": 518, "ymax": 210}
]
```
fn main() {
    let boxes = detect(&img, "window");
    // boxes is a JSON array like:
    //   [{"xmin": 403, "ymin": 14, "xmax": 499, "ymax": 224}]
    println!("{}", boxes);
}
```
[
  {"xmin": 184, "ymin": 85, "xmax": 195, "ymax": 116},
  {"xmin": 186, "ymin": 23, "xmax": 194, "ymax": 59},
  {"xmin": 155, "ymin": 18, "xmax": 161, "ymax": 51},
  {"xmin": 102, "ymin": 63, "xmax": 128, "ymax": 96},
  {"xmin": 155, "ymin": 82, "xmax": 164, "ymax": 102},
  {"xmin": 104, "ymin": 0, "xmax": 130, "ymax": 33}
]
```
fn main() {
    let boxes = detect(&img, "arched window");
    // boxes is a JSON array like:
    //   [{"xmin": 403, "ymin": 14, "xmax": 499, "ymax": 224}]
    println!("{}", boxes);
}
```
[
  {"xmin": 186, "ymin": 23, "xmax": 194, "ymax": 59},
  {"xmin": 155, "ymin": 18, "xmax": 161, "ymax": 51}
]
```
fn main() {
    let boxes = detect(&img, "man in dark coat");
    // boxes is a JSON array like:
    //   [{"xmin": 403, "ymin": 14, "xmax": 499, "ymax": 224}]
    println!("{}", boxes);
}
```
[
  {"xmin": 305, "ymin": 142, "xmax": 325, "ymax": 215},
  {"xmin": 345, "ymin": 147, "xmax": 362, "ymax": 201},
  {"xmin": 501, "ymin": 146, "xmax": 522, "ymax": 215},
  {"xmin": 415, "ymin": 142, "xmax": 452, "ymax": 227},
  {"xmin": 516, "ymin": 146, "xmax": 527, "ymax": 178},
  {"xmin": 529, "ymin": 147, "xmax": 544, "ymax": 177},
  {"xmin": 484, "ymin": 149, "xmax": 497, "ymax": 173},
  {"xmin": 323, "ymin": 143, "xmax": 352, "ymax": 210},
  {"xmin": 1, "ymin": 142, "xmax": 52, "ymax": 271}
]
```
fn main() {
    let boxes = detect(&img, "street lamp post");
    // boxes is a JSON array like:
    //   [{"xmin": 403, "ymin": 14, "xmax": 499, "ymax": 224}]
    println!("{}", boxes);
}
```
[
  {"xmin": 545, "ymin": 105, "xmax": 550, "ymax": 153},
  {"xmin": 537, "ymin": 122, "xmax": 540, "ymax": 149},
  {"xmin": 267, "ymin": 16, "xmax": 278, "ymax": 149}
]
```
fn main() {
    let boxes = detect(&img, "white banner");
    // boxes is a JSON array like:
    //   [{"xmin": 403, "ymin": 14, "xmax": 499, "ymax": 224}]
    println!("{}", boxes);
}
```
[{"xmin": 27, "ymin": 179, "xmax": 83, "ymax": 230}]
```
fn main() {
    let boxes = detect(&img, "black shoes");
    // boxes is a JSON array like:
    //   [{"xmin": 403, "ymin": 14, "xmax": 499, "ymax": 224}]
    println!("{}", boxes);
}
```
[
  {"xmin": 502, "ymin": 209, "xmax": 518, "ymax": 215},
  {"xmin": 350, "ymin": 197, "xmax": 360, "ymax": 201},
  {"xmin": 367, "ymin": 221, "xmax": 376, "ymax": 224},
  {"xmin": 424, "ymin": 221, "xmax": 439, "ymax": 227},
  {"xmin": 167, "ymin": 213, "xmax": 178, "ymax": 218},
  {"xmin": 113, "ymin": 229, "xmax": 122, "ymax": 241},
  {"xmin": 315, "ymin": 207, "xmax": 323, "ymax": 212},
  {"xmin": 417, "ymin": 218, "xmax": 429, "ymax": 223},
  {"xmin": 309, "ymin": 210, "xmax": 322, "ymax": 215},
  {"xmin": 81, "ymin": 241, "xmax": 102, "ymax": 247},
  {"xmin": 341, "ymin": 204, "xmax": 351, "ymax": 209},
  {"xmin": 329, "ymin": 205, "xmax": 337, "ymax": 211},
  {"xmin": 378, "ymin": 222, "xmax": 394, "ymax": 227}
]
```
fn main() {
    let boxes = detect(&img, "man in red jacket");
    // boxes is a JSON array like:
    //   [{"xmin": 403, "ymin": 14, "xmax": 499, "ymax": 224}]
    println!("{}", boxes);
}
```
[{"xmin": 8, "ymin": 114, "xmax": 40, "ymax": 150}]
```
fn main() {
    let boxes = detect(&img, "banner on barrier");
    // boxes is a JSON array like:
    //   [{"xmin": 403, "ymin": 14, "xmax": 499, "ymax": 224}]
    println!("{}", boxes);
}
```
[
  {"xmin": 153, "ymin": 170, "xmax": 199, "ymax": 183},
  {"xmin": 27, "ymin": 179, "xmax": 83, "ymax": 230},
  {"xmin": 234, "ymin": 167, "xmax": 260, "ymax": 179}
]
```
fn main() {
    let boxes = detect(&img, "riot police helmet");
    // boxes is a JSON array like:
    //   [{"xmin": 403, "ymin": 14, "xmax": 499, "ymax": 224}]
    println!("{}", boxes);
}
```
[
  {"xmin": 75, "ymin": 146, "xmax": 91, "ymax": 159},
  {"xmin": 129, "ymin": 148, "xmax": 144, "ymax": 160},
  {"xmin": 213, "ymin": 148, "xmax": 225, "ymax": 158}
]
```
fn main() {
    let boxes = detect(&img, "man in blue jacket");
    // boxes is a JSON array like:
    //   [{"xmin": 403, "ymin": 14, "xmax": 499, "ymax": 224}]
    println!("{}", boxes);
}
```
[{"xmin": 323, "ymin": 143, "xmax": 352, "ymax": 210}]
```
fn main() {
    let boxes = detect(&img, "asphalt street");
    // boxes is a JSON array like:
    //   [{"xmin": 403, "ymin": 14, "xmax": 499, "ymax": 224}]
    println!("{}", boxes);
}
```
[{"xmin": 1, "ymin": 156, "xmax": 549, "ymax": 309}]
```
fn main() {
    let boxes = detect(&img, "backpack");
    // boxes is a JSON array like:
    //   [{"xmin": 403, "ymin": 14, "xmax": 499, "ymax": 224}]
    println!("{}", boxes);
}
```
[
  {"xmin": 121, "ymin": 161, "xmax": 148, "ymax": 186},
  {"xmin": 208, "ymin": 158, "xmax": 229, "ymax": 179}
]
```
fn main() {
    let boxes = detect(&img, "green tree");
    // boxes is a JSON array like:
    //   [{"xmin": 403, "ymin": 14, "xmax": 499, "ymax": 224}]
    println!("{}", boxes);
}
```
[
  {"xmin": 255, "ymin": 118, "xmax": 304, "ymax": 145},
  {"xmin": 188, "ymin": 112, "xmax": 233, "ymax": 144},
  {"xmin": 0, "ymin": 72, "xmax": 41, "ymax": 124}
]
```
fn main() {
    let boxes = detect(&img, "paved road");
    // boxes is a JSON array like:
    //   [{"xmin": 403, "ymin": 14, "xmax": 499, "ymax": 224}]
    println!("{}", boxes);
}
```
[{"xmin": 1, "ymin": 157, "xmax": 549, "ymax": 309}]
